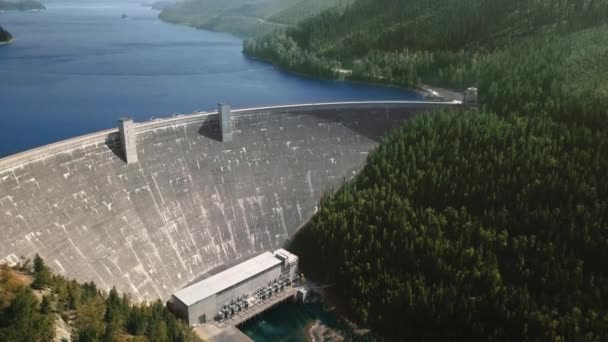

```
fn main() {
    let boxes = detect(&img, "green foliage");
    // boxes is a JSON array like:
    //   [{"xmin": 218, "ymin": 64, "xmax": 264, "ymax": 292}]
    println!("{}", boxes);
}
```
[
  {"xmin": 0, "ymin": 288, "xmax": 55, "ymax": 341},
  {"xmin": 31, "ymin": 253, "xmax": 51, "ymax": 290},
  {"xmin": 0, "ymin": 260, "xmax": 199, "ymax": 342},
  {"xmin": 243, "ymin": 0, "xmax": 608, "ymax": 101},
  {"xmin": 276, "ymin": 4, "xmax": 608, "ymax": 339},
  {"xmin": 32, "ymin": 254, "xmax": 44, "ymax": 275},
  {"xmin": 158, "ymin": 0, "xmax": 284, "ymax": 37},
  {"xmin": 0, "ymin": 0, "xmax": 45, "ymax": 11},
  {"xmin": 291, "ymin": 110, "xmax": 608, "ymax": 340},
  {"xmin": 39, "ymin": 295, "xmax": 52, "ymax": 314},
  {"xmin": 0, "ymin": 25, "xmax": 13, "ymax": 44},
  {"xmin": 75, "ymin": 295, "xmax": 106, "ymax": 342},
  {"xmin": 125, "ymin": 300, "xmax": 195, "ymax": 341},
  {"xmin": 244, "ymin": 33, "xmax": 340, "ymax": 78},
  {"xmin": 268, "ymin": 0, "xmax": 354, "ymax": 25},
  {"xmin": 158, "ymin": 0, "xmax": 347, "ymax": 38}
]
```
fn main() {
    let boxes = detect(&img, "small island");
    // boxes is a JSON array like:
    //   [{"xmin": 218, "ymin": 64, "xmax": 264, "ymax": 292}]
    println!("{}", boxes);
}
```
[
  {"xmin": 0, "ymin": 25, "xmax": 13, "ymax": 44},
  {"xmin": 0, "ymin": 0, "xmax": 46, "ymax": 11}
]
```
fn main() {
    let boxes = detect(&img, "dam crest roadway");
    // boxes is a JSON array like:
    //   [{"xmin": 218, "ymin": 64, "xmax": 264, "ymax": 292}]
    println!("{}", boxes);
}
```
[{"xmin": 0, "ymin": 101, "xmax": 460, "ymax": 301}]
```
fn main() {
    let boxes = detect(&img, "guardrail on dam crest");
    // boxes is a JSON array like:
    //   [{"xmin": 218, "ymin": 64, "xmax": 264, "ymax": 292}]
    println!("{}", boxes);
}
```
[{"xmin": 0, "ymin": 101, "xmax": 460, "ymax": 301}]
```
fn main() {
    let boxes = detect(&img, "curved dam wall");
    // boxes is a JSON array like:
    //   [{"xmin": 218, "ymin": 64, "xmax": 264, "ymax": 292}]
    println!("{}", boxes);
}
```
[{"xmin": 0, "ymin": 101, "xmax": 459, "ymax": 301}]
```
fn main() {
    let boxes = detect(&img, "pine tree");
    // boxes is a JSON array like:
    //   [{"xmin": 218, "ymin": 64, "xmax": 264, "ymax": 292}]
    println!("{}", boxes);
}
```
[
  {"xmin": 40, "ymin": 295, "xmax": 52, "ymax": 314},
  {"xmin": 31, "ymin": 254, "xmax": 50, "ymax": 290}
]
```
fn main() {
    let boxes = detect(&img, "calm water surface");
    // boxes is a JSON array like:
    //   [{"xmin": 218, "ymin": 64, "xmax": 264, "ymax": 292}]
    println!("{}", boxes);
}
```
[
  {"xmin": 240, "ymin": 300, "xmax": 339, "ymax": 342},
  {"xmin": 0, "ymin": 0, "xmax": 419, "ymax": 157}
]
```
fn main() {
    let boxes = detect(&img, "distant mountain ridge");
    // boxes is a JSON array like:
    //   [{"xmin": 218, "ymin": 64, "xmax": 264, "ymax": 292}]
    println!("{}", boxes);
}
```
[
  {"xmin": 158, "ymin": 0, "xmax": 351, "ymax": 37},
  {"xmin": 0, "ymin": 0, "xmax": 45, "ymax": 11}
]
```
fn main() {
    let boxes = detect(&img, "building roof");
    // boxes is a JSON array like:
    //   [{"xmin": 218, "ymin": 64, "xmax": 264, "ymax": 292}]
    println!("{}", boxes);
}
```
[
  {"xmin": 172, "ymin": 252, "xmax": 282, "ymax": 306},
  {"xmin": 274, "ymin": 248, "xmax": 298, "ymax": 264}
]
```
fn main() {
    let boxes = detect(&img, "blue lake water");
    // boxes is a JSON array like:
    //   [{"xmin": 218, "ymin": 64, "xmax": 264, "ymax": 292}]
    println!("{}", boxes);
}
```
[
  {"xmin": 241, "ymin": 300, "xmax": 340, "ymax": 342},
  {"xmin": 240, "ymin": 298, "xmax": 374, "ymax": 342},
  {"xmin": 240, "ymin": 301, "xmax": 327, "ymax": 342},
  {"xmin": 0, "ymin": 0, "xmax": 419, "ymax": 157}
]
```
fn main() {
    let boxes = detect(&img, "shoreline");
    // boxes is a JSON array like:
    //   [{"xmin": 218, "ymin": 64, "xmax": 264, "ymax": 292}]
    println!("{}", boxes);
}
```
[
  {"xmin": 304, "ymin": 283, "xmax": 372, "ymax": 340},
  {"xmin": 158, "ymin": 12, "xmax": 462, "ymax": 102},
  {"xmin": 314, "ymin": 286, "xmax": 358, "ymax": 328},
  {"xmin": 244, "ymin": 53, "xmax": 437, "ymax": 99},
  {"xmin": 0, "ymin": 38, "xmax": 14, "ymax": 45},
  {"xmin": 242, "ymin": 53, "xmax": 462, "ymax": 102}
]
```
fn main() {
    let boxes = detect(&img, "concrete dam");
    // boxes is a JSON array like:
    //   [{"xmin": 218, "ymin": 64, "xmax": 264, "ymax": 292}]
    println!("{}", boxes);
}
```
[{"xmin": 0, "ymin": 101, "xmax": 459, "ymax": 301}]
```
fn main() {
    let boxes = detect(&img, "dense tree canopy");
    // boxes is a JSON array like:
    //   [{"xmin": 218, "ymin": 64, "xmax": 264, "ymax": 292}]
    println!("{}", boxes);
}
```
[
  {"xmin": 0, "ymin": 258, "xmax": 198, "ymax": 341},
  {"xmin": 291, "ymin": 110, "xmax": 608, "ymax": 340},
  {"xmin": 278, "ymin": 0, "xmax": 608, "ymax": 340},
  {"xmin": 243, "ymin": 0, "xmax": 608, "ymax": 98},
  {"xmin": 0, "ymin": 287, "xmax": 54, "ymax": 341},
  {"xmin": 159, "ymin": 0, "xmax": 349, "ymax": 38}
]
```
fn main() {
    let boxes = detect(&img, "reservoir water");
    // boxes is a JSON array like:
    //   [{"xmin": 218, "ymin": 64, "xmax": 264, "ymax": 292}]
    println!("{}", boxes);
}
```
[
  {"xmin": 240, "ymin": 299, "xmax": 366, "ymax": 342},
  {"xmin": 240, "ymin": 301, "xmax": 335, "ymax": 342},
  {"xmin": 0, "ymin": 0, "xmax": 419, "ymax": 157}
]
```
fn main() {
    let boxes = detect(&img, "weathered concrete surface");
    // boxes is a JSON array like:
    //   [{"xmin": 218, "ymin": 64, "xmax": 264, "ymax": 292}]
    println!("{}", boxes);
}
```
[
  {"xmin": 0, "ymin": 103, "xmax": 455, "ymax": 301},
  {"xmin": 194, "ymin": 325, "xmax": 252, "ymax": 342}
]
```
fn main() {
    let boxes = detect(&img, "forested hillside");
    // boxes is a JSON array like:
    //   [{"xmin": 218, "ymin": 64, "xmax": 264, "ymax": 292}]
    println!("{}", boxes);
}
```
[
  {"xmin": 0, "ymin": 0, "xmax": 45, "ymax": 11},
  {"xmin": 281, "ymin": 0, "xmax": 608, "ymax": 340},
  {"xmin": 291, "ymin": 109, "xmax": 608, "ymax": 340},
  {"xmin": 244, "ymin": 0, "xmax": 608, "ymax": 91},
  {"xmin": 159, "ymin": 0, "xmax": 348, "ymax": 37},
  {"xmin": 267, "ymin": 0, "xmax": 353, "ymax": 25},
  {"xmin": 0, "ymin": 256, "xmax": 198, "ymax": 341}
]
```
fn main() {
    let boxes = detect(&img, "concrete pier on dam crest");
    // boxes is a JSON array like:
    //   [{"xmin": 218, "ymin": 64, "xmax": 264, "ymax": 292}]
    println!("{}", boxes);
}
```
[{"xmin": 0, "ymin": 101, "xmax": 460, "ymax": 301}]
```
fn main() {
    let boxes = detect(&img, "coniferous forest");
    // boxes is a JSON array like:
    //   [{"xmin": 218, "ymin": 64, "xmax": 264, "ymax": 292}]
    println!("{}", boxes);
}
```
[
  {"xmin": 275, "ymin": 0, "xmax": 608, "ymax": 340},
  {"xmin": 159, "ymin": 0, "xmax": 350, "ymax": 38},
  {"xmin": 0, "ymin": 256, "xmax": 199, "ymax": 341},
  {"xmin": 291, "ymin": 108, "xmax": 608, "ymax": 340},
  {"xmin": 243, "ymin": 0, "xmax": 608, "ymax": 92}
]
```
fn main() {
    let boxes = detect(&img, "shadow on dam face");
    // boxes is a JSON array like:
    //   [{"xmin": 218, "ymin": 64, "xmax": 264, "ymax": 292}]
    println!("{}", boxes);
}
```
[
  {"xmin": 0, "ymin": 104, "xmax": 453, "ymax": 301},
  {"xmin": 105, "ymin": 133, "xmax": 127, "ymax": 163},
  {"xmin": 198, "ymin": 117, "xmax": 222, "ymax": 142},
  {"xmin": 306, "ymin": 107, "xmax": 405, "ymax": 141}
]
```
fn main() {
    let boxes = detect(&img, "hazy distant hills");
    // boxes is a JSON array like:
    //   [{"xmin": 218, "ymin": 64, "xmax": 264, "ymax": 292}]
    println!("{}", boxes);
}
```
[
  {"xmin": 158, "ymin": 0, "xmax": 351, "ymax": 37},
  {"xmin": 0, "ymin": 0, "xmax": 45, "ymax": 11}
]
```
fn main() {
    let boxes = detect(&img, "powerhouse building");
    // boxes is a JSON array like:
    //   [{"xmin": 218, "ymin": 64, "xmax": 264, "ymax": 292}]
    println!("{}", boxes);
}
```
[{"xmin": 169, "ymin": 249, "xmax": 298, "ymax": 326}]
